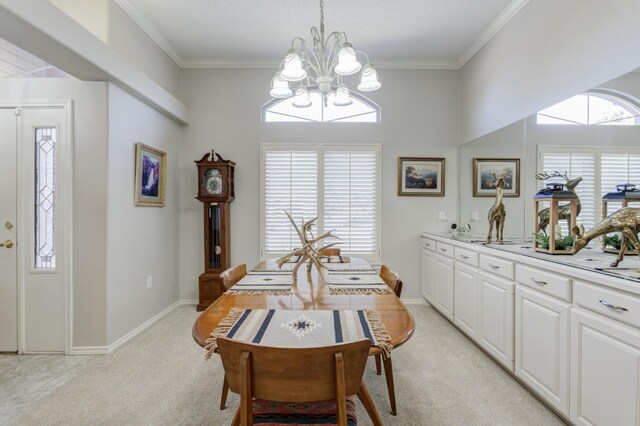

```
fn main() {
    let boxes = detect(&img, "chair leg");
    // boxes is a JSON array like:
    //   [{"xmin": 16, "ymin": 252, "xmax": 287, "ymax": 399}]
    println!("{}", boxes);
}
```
[
  {"xmin": 374, "ymin": 354, "xmax": 382, "ymax": 375},
  {"xmin": 383, "ymin": 356, "xmax": 397, "ymax": 415},
  {"xmin": 220, "ymin": 375, "xmax": 229, "ymax": 410},
  {"xmin": 357, "ymin": 382, "xmax": 383, "ymax": 426}
]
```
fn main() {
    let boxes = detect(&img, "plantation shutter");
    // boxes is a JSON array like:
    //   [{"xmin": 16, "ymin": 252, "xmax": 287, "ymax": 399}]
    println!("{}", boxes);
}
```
[
  {"xmin": 263, "ymin": 150, "xmax": 318, "ymax": 253},
  {"xmin": 600, "ymin": 152, "xmax": 640, "ymax": 197},
  {"xmin": 540, "ymin": 150, "xmax": 596, "ymax": 230},
  {"xmin": 324, "ymin": 149, "xmax": 378, "ymax": 254}
]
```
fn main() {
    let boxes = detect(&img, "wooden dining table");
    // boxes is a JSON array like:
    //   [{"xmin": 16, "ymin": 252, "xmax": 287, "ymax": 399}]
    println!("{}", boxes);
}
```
[{"xmin": 192, "ymin": 258, "xmax": 416, "ymax": 415}]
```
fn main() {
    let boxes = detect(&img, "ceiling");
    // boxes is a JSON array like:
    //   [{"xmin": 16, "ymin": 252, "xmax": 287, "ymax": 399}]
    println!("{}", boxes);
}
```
[
  {"xmin": 116, "ymin": 0, "xmax": 528, "ymax": 69},
  {"xmin": 0, "ymin": 37, "xmax": 65, "ymax": 78}
]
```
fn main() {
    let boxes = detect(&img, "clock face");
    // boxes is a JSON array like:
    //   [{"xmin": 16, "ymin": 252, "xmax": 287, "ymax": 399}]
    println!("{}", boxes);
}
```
[{"xmin": 205, "ymin": 169, "xmax": 223, "ymax": 195}]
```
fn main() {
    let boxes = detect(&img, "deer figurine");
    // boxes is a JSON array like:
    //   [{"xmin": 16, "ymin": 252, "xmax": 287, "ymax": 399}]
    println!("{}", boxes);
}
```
[
  {"xmin": 535, "ymin": 171, "xmax": 583, "ymax": 234},
  {"xmin": 572, "ymin": 207, "xmax": 640, "ymax": 267},
  {"xmin": 487, "ymin": 173, "xmax": 506, "ymax": 244}
]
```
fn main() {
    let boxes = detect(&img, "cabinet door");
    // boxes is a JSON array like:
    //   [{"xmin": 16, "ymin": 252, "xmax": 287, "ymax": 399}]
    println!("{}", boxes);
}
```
[
  {"xmin": 478, "ymin": 271, "xmax": 514, "ymax": 370},
  {"xmin": 571, "ymin": 308, "xmax": 640, "ymax": 426},
  {"xmin": 454, "ymin": 262, "xmax": 479, "ymax": 340},
  {"xmin": 422, "ymin": 250, "xmax": 436, "ymax": 304},
  {"xmin": 515, "ymin": 286, "xmax": 570, "ymax": 416},
  {"xmin": 435, "ymin": 255, "xmax": 454, "ymax": 322}
]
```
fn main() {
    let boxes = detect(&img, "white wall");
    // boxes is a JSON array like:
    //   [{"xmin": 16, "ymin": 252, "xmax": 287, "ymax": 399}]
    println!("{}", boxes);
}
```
[
  {"xmin": 106, "ymin": 83, "xmax": 181, "ymax": 344},
  {"xmin": 179, "ymin": 68, "xmax": 461, "ymax": 301},
  {"xmin": 0, "ymin": 77, "xmax": 109, "ymax": 347},
  {"xmin": 461, "ymin": 0, "xmax": 640, "ymax": 143}
]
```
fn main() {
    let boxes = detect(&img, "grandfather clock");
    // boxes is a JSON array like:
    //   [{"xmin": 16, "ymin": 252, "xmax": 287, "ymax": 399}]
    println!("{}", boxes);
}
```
[{"xmin": 195, "ymin": 150, "xmax": 235, "ymax": 311}]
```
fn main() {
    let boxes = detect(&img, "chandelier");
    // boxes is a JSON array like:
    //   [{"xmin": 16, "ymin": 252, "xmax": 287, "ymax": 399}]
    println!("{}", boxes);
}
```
[{"xmin": 269, "ymin": 0, "xmax": 381, "ymax": 108}]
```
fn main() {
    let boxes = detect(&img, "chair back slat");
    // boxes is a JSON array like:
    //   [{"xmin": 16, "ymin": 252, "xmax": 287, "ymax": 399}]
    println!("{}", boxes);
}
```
[
  {"xmin": 319, "ymin": 248, "xmax": 341, "ymax": 256},
  {"xmin": 380, "ymin": 264, "xmax": 403, "ymax": 297},
  {"xmin": 217, "ymin": 337, "xmax": 370, "ymax": 402},
  {"xmin": 220, "ymin": 264, "xmax": 247, "ymax": 291}
]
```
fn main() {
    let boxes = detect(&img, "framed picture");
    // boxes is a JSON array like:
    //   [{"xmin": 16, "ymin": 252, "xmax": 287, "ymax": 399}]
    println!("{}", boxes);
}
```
[
  {"xmin": 134, "ymin": 143, "xmax": 167, "ymax": 207},
  {"xmin": 397, "ymin": 157, "xmax": 445, "ymax": 197},
  {"xmin": 473, "ymin": 158, "xmax": 520, "ymax": 197}
]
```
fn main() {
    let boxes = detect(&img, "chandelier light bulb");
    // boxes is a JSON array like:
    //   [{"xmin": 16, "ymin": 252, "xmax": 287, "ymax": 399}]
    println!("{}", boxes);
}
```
[
  {"xmin": 357, "ymin": 65, "xmax": 382, "ymax": 91},
  {"xmin": 292, "ymin": 86, "xmax": 312, "ymax": 108},
  {"xmin": 335, "ymin": 43, "xmax": 362, "ymax": 76},
  {"xmin": 281, "ymin": 51, "xmax": 307, "ymax": 81},
  {"xmin": 333, "ymin": 84, "xmax": 353, "ymax": 106},
  {"xmin": 269, "ymin": 72, "xmax": 293, "ymax": 98}
]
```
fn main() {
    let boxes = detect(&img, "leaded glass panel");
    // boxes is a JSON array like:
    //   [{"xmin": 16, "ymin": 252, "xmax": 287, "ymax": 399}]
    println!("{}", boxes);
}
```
[{"xmin": 35, "ymin": 127, "xmax": 56, "ymax": 269}]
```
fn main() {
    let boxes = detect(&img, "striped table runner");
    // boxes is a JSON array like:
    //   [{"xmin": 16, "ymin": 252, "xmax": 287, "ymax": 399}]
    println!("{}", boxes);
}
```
[
  {"xmin": 326, "ymin": 272, "xmax": 393, "ymax": 295},
  {"xmin": 205, "ymin": 308, "xmax": 392, "ymax": 360},
  {"xmin": 225, "ymin": 274, "xmax": 293, "ymax": 295}
]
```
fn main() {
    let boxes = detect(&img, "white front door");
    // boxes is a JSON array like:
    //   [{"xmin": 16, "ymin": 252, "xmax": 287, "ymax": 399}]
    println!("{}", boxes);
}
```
[
  {"xmin": 0, "ymin": 103, "xmax": 71, "ymax": 353},
  {"xmin": 0, "ymin": 108, "xmax": 18, "ymax": 352}
]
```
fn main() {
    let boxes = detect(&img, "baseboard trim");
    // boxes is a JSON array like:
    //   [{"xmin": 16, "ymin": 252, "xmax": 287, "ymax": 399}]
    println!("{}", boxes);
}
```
[
  {"xmin": 402, "ymin": 298, "xmax": 426, "ymax": 305},
  {"xmin": 70, "ymin": 299, "xmax": 196, "ymax": 355}
]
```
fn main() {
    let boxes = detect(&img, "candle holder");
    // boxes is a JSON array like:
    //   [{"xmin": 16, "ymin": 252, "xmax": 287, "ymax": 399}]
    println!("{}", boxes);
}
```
[
  {"xmin": 533, "ymin": 183, "xmax": 579, "ymax": 254},
  {"xmin": 602, "ymin": 183, "xmax": 640, "ymax": 255}
]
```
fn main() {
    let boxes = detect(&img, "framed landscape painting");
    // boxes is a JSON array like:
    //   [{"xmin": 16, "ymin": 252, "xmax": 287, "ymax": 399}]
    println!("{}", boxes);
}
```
[
  {"xmin": 397, "ymin": 157, "xmax": 445, "ymax": 196},
  {"xmin": 134, "ymin": 143, "xmax": 167, "ymax": 207},
  {"xmin": 473, "ymin": 158, "xmax": 520, "ymax": 197}
]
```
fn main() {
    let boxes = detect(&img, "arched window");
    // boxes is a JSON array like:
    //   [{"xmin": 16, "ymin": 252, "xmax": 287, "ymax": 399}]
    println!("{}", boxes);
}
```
[
  {"xmin": 262, "ymin": 88, "xmax": 380, "ymax": 123},
  {"xmin": 537, "ymin": 90, "xmax": 640, "ymax": 125}
]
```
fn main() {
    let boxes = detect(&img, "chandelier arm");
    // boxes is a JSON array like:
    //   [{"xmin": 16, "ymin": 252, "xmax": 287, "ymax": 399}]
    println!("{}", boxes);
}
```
[
  {"xmin": 301, "ymin": 60, "xmax": 321, "ymax": 81},
  {"xmin": 301, "ymin": 47, "xmax": 323, "ymax": 77},
  {"xmin": 356, "ymin": 50, "xmax": 371, "ymax": 66},
  {"xmin": 290, "ymin": 37, "xmax": 307, "ymax": 51}
]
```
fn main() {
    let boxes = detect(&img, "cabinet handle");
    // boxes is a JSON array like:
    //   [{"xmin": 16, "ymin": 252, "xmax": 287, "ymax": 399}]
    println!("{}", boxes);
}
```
[
  {"xmin": 460, "ymin": 255, "xmax": 469, "ymax": 259},
  {"xmin": 489, "ymin": 264, "xmax": 500, "ymax": 270},
  {"xmin": 425, "ymin": 242, "xmax": 431, "ymax": 247},
  {"xmin": 599, "ymin": 299, "xmax": 629, "ymax": 312},
  {"xmin": 440, "ymin": 248, "xmax": 447, "ymax": 252},
  {"xmin": 531, "ymin": 277, "xmax": 548, "ymax": 286}
]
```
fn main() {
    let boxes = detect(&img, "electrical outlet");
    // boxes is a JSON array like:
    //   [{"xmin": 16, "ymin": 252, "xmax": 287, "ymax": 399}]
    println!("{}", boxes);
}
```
[
  {"xmin": 439, "ymin": 211, "xmax": 447, "ymax": 221},
  {"xmin": 471, "ymin": 211, "xmax": 479, "ymax": 221},
  {"xmin": 146, "ymin": 276, "xmax": 152, "ymax": 289}
]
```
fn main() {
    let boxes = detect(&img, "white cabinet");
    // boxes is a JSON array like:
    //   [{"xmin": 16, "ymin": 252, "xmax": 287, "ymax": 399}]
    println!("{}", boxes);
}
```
[
  {"xmin": 422, "ymin": 249, "xmax": 436, "ymax": 304},
  {"xmin": 435, "ymin": 254, "xmax": 455, "ymax": 322},
  {"xmin": 515, "ymin": 285, "xmax": 570, "ymax": 416},
  {"xmin": 570, "ymin": 308, "xmax": 640, "ymax": 426},
  {"xmin": 454, "ymin": 262, "xmax": 479, "ymax": 339},
  {"xmin": 478, "ymin": 271, "xmax": 514, "ymax": 370}
]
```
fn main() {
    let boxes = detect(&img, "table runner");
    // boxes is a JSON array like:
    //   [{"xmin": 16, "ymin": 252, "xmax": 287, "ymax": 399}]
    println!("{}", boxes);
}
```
[
  {"xmin": 205, "ymin": 308, "xmax": 392, "ymax": 360},
  {"xmin": 225, "ymin": 274, "xmax": 293, "ymax": 295},
  {"xmin": 326, "ymin": 273, "xmax": 393, "ymax": 295}
]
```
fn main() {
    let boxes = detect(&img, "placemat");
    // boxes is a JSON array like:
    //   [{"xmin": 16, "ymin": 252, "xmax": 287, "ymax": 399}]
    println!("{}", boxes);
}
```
[
  {"xmin": 326, "ymin": 273, "xmax": 392, "ymax": 295},
  {"xmin": 205, "ymin": 308, "xmax": 392, "ymax": 360},
  {"xmin": 225, "ymin": 274, "xmax": 293, "ymax": 295}
]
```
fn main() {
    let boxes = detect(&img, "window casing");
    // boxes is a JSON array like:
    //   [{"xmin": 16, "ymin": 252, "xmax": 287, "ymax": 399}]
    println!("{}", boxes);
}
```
[{"xmin": 261, "ymin": 144, "xmax": 381, "ymax": 262}]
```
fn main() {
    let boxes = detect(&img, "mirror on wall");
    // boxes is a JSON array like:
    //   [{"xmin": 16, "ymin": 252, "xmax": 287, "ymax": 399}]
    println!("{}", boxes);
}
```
[{"xmin": 459, "ymin": 70, "xmax": 640, "ymax": 241}]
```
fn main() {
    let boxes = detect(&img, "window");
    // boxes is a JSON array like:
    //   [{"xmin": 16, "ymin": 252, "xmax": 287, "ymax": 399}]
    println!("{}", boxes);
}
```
[
  {"xmin": 537, "ymin": 90, "xmax": 640, "ymax": 125},
  {"xmin": 538, "ymin": 146, "xmax": 640, "ymax": 231},
  {"xmin": 262, "ymin": 89, "xmax": 380, "ymax": 123},
  {"xmin": 261, "ymin": 145, "xmax": 380, "ymax": 262},
  {"xmin": 35, "ymin": 127, "xmax": 56, "ymax": 269}
]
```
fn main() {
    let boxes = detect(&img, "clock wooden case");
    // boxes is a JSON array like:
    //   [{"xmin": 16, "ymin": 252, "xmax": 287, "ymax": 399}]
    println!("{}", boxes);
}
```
[{"xmin": 194, "ymin": 151, "xmax": 235, "ymax": 311}]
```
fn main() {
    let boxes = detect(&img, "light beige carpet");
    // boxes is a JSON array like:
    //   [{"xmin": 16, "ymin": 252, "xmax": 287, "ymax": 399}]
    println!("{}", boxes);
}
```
[{"xmin": 10, "ymin": 304, "xmax": 566, "ymax": 426}]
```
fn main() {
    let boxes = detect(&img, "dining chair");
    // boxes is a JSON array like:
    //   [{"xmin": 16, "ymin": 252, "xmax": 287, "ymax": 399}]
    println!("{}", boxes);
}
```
[
  {"xmin": 374, "ymin": 264, "xmax": 403, "ymax": 415},
  {"xmin": 218, "ymin": 263, "xmax": 247, "ymax": 410},
  {"xmin": 318, "ymin": 247, "xmax": 341, "ymax": 256},
  {"xmin": 220, "ymin": 263, "xmax": 247, "ymax": 291},
  {"xmin": 217, "ymin": 337, "xmax": 383, "ymax": 426}
]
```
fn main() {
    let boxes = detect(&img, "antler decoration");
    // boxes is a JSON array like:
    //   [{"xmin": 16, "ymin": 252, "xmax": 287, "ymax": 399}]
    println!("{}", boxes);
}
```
[
  {"xmin": 535, "ymin": 170, "xmax": 569, "ymax": 181},
  {"xmin": 277, "ymin": 211, "xmax": 341, "ymax": 276}
]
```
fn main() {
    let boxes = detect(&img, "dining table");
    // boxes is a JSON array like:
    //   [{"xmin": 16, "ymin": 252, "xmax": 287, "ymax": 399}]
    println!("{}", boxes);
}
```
[{"xmin": 192, "ymin": 258, "xmax": 416, "ymax": 415}]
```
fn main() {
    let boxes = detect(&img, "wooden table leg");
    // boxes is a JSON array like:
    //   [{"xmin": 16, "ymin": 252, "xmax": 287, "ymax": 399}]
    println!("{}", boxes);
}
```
[
  {"xmin": 383, "ymin": 356, "xmax": 397, "ymax": 415},
  {"xmin": 375, "ymin": 354, "xmax": 382, "ymax": 375},
  {"xmin": 220, "ymin": 374, "xmax": 229, "ymax": 410}
]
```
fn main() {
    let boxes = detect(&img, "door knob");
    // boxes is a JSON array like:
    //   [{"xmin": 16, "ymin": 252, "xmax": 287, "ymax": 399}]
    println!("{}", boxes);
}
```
[
  {"xmin": 0, "ymin": 239, "xmax": 14, "ymax": 248},
  {"xmin": 4, "ymin": 221, "xmax": 13, "ymax": 230}
]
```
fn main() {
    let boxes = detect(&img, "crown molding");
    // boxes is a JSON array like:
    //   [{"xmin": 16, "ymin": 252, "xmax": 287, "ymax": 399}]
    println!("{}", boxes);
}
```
[
  {"xmin": 456, "ymin": 0, "xmax": 530, "ymax": 68},
  {"xmin": 113, "ymin": 0, "xmax": 185, "ymax": 67},
  {"xmin": 180, "ymin": 59, "xmax": 461, "ymax": 70}
]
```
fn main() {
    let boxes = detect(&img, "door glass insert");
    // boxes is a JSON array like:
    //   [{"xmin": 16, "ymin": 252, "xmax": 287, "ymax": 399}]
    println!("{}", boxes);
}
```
[{"xmin": 34, "ymin": 127, "xmax": 56, "ymax": 269}]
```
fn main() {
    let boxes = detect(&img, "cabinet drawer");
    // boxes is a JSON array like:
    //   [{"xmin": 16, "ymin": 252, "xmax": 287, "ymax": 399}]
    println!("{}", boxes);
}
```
[
  {"xmin": 422, "ymin": 237, "xmax": 436, "ymax": 252},
  {"xmin": 455, "ymin": 247, "xmax": 478, "ymax": 267},
  {"xmin": 479, "ymin": 255, "xmax": 514, "ymax": 280},
  {"xmin": 436, "ymin": 241, "xmax": 454, "ymax": 258},
  {"xmin": 516, "ymin": 265, "xmax": 571, "ymax": 302},
  {"xmin": 575, "ymin": 281, "xmax": 640, "ymax": 329}
]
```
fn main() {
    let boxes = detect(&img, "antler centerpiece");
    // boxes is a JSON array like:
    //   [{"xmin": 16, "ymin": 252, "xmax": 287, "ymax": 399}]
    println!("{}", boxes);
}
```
[{"xmin": 277, "ymin": 211, "xmax": 341, "ymax": 276}]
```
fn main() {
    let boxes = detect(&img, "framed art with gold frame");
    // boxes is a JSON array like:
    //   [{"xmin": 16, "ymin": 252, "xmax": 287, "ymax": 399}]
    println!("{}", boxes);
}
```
[
  {"xmin": 473, "ymin": 158, "xmax": 520, "ymax": 197},
  {"xmin": 397, "ymin": 157, "xmax": 445, "ymax": 197},
  {"xmin": 134, "ymin": 142, "xmax": 167, "ymax": 207}
]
